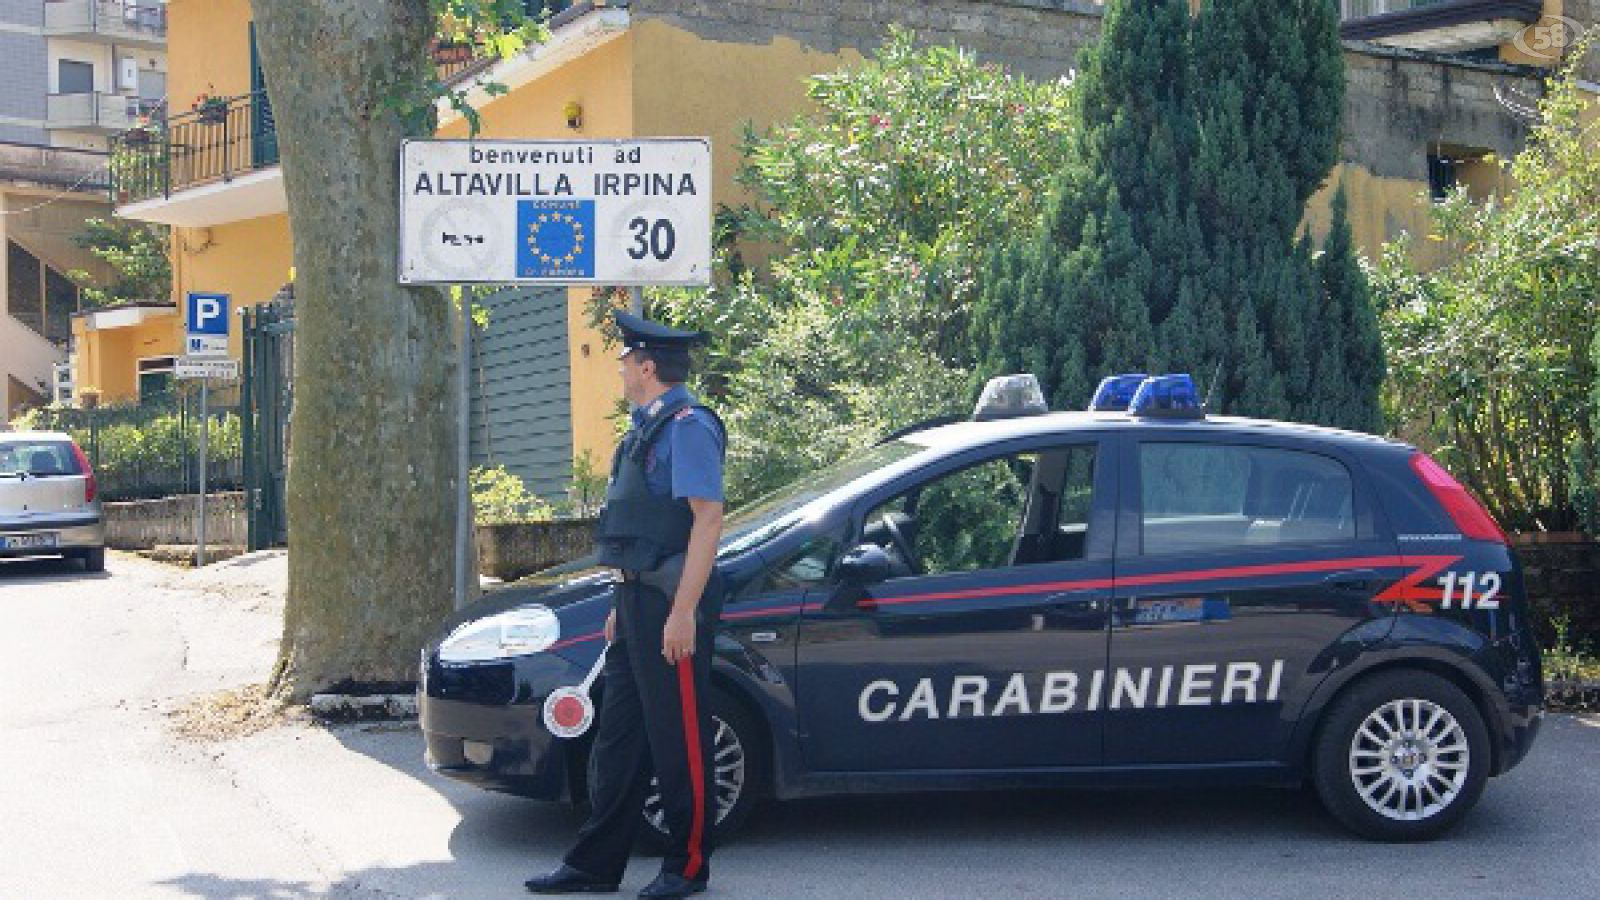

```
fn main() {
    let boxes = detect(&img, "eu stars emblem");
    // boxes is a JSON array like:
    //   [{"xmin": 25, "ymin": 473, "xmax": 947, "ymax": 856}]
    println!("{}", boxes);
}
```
[{"xmin": 517, "ymin": 199, "xmax": 596, "ymax": 279}]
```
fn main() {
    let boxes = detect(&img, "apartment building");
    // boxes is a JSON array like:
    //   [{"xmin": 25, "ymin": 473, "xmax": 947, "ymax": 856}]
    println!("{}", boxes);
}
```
[{"xmin": 0, "ymin": 0, "xmax": 166, "ymax": 418}]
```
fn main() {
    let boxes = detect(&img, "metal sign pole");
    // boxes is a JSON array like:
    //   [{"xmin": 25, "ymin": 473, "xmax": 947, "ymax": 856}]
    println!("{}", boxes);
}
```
[
  {"xmin": 197, "ymin": 378, "xmax": 209, "ymax": 567},
  {"xmin": 628, "ymin": 285, "xmax": 643, "ymax": 315},
  {"xmin": 454, "ymin": 290, "xmax": 472, "ymax": 610}
]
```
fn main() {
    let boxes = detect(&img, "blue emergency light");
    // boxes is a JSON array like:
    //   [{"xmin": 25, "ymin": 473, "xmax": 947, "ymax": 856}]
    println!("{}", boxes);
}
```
[
  {"xmin": 1089, "ymin": 373, "xmax": 1148, "ymax": 411},
  {"xmin": 1128, "ymin": 373, "xmax": 1205, "ymax": 418}
]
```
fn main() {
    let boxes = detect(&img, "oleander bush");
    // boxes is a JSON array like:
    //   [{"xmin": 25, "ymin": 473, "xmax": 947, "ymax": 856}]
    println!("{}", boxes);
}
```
[{"xmin": 1372, "ymin": 41, "xmax": 1600, "ymax": 534}]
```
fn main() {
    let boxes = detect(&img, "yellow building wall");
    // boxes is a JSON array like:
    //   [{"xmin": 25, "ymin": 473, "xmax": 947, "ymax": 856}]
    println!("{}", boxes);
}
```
[
  {"xmin": 1302, "ymin": 164, "xmax": 1440, "ymax": 268},
  {"xmin": 75, "ymin": 212, "xmax": 291, "ymax": 402},
  {"xmin": 165, "ymin": 0, "xmax": 255, "ymax": 109},
  {"xmin": 439, "ymin": 34, "xmax": 638, "ymax": 472},
  {"xmin": 73, "ymin": 314, "xmax": 181, "ymax": 405},
  {"xmin": 171, "ymin": 213, "xmax": 295, "ymax": 359},
  {"xmin": 631, "ymin": 20, "xmax": 860, "ymax": 215}
]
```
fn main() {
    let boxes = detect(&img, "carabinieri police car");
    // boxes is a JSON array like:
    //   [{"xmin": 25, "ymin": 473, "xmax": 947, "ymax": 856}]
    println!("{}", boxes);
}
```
[{"xmin": 420, "ymin": 373, "xmax": 1543, "ymax": 842}]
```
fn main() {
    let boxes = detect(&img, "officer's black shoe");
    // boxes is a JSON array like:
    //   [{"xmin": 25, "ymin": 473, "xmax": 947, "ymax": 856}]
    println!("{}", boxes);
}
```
[
  {"xmin": 637, "ymin": 872, "xmax": 707, "ymax": 899},
  {"xmin": 524, "ymin": 864, "xmax": 620, "ymax": 894}
]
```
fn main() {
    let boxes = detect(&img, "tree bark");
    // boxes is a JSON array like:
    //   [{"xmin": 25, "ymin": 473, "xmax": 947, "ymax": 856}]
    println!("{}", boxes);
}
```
[{"xmin": 251, "ymin": 1, "xmax": 455, "ymax": 701}]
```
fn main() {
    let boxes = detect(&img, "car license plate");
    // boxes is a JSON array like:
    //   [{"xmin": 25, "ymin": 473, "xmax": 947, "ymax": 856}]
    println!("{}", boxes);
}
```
[{"xmin": 2, "ymin": 533, "xmax": 57, "ymax": 549}]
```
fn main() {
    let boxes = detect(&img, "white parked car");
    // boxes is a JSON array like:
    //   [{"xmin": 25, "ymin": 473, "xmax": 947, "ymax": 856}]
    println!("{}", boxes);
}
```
[{"xmin": 0, "ymin": 431, "xmax": 104, "ymax": 571}]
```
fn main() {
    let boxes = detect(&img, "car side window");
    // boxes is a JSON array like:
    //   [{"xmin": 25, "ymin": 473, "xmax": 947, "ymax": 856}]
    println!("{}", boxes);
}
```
[
  {"xmin": 862, "ymin": 454, "xmax": 1032, "ymax": 577},
  {"xmin": 761, "ymin": 537, "xmax": 838, "ymax": 592},
  {"xmin": 1140, "ymin": 443, "xmax": 1354, "ymax": 554},
  {"xmin": 858, "ymin": 444, "xmax": 1099, "ymax": 578}
]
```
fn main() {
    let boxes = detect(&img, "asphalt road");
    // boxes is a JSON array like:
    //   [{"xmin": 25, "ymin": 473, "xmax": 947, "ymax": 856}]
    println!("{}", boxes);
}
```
[{"xmin": 2, "ymin": 552, "xmax": 1596, "ymax": 899}]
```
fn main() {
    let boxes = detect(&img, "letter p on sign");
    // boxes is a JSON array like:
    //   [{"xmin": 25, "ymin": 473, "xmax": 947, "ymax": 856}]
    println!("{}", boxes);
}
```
[{"xmin": 187, "ymin": 292, "xmax": 229, "ymax": 336}]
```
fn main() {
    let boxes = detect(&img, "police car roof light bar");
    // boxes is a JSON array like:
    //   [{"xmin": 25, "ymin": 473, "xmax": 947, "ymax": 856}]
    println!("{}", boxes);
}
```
[
  {"xmin": 1089, "ymin": 373, "xmax": 1148, "ymax": 411},
  {"xmin": 973, "ymin": 374, "xmax": 1049, "ymax": 421},
  {"xmin": 1128, "ymin": 374, "xmax": 1205, "ymax": 419}
]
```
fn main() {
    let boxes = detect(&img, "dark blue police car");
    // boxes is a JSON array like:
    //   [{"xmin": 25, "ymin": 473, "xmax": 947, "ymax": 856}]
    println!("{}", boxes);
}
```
[{"xmin": 420, "ymin": 374, "xmax": 1543, "ymax": 842}]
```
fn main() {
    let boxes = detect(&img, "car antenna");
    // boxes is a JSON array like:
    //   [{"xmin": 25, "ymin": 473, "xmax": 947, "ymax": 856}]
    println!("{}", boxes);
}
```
[{"xmin": 1203, "ymin": 360, "xmax": 1223, "ymax": 413}]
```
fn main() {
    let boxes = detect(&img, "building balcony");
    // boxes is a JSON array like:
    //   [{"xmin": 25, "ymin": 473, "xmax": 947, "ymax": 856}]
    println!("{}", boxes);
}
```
[
  {"xmin": 110, "ymin": 90, "xmax": 283, "ymax": 227},
  {"xmin": 1340, "ymin": 1, "xmax": 1545, "ymax": 53},
  {"xmin": 46, "ymin": 92, "xmax": 155, "ymax": 134},
  {"xmin": 43, "ymin": 0, "xmax": 168, "ymax": 50}
]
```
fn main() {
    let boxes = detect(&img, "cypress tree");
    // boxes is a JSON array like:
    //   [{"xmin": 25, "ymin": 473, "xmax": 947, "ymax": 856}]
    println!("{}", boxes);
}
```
[
  {"xmin": 972, "ymin": 0, "xmax": 1384, "ymax": 431},
  {"xmin": 970, "ymin": 0, "xmax": 1191, "ymax": 409},
  {"xmin": 1312, "ymin": 183, "xmax": 1386, "ymax": 432},
  {"xmin": 1187, "ymin": 0, "xmax": 1345, "ymax": 417}
]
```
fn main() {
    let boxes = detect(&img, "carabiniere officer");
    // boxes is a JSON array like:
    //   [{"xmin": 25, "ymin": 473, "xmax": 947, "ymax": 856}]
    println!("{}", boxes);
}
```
[{"xmin": 529, "ymin": 311, "xmax": 726, "ymax": 899}]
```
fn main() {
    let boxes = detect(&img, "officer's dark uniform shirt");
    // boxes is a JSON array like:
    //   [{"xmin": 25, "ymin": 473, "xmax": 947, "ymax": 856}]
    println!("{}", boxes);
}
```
[{"xmin": 634, "ymin": 384, "xmax": 724, "ymax": 503}]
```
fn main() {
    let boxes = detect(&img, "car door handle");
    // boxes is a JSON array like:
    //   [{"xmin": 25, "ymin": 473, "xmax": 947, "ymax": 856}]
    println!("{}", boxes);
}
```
[
  {"xmin": 1045, "ymin": 590, "xmax": 1109, "ymax": 612},
  {"xmin": 1324, "ymin": 570, "xmax": 1382, "ymax": 595}
]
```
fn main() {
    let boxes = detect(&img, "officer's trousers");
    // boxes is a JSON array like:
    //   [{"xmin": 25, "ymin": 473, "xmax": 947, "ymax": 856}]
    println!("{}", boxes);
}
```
[{"xmin": 564, "ymin": 580, "xmax": 716, "ymax": 884}]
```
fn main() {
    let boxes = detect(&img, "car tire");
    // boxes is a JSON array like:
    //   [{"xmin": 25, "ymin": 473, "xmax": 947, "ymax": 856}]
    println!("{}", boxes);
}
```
[
  {"xmin": 79, "ymin": 548, "xmax": 106, "ymax": 572},
  {"xmin": 1312, "ymin": 669, "xmax": 1490, "ymax": 841},
  {"xmin": 590, "ymin": 685, "xmax": 767, "ymax": 852}
]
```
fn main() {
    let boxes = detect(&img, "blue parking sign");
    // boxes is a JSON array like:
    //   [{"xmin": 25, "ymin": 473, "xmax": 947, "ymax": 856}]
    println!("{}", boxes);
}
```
[{"xmin": 187, "ymin": 292, "xmax": 230, "ymax": 336}]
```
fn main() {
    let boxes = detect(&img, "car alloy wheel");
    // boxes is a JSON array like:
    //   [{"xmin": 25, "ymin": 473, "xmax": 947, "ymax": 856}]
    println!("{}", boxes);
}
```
[
  {"xmin": 642, "ymin": 713, "xmax": 746, "ymax": 836},
  {"xmin": 1348, "ymin": 697, "xmax": 1470, "ymax": 821},
  {"xmin": 1313, "ymin": 669, "xmax": 1489, "ymax": 841}
]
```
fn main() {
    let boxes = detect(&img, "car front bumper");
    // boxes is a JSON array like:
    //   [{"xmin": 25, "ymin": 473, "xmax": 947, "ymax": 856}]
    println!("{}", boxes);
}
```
[{"xmin": 419, "ymin": 650, "xmax": 589, "ymax": 800}]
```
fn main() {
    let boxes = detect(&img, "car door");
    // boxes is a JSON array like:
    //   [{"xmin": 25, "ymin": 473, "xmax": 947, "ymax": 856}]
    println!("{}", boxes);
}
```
[
  {"xmin": 795, "ymin": 437, "xmax": 1116, "ymax": 772},
  {"xmin": 1106, "ymin": 436, "xmax": 1397, "ymax": 765}
]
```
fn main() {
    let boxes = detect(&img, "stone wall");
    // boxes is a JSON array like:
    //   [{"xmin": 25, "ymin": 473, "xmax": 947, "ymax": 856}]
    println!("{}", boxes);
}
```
[
  {"xmin": 630, "ymin": 1, "xmax": 1563, "ymax": 191},
  {"xmin": 631, "ymin": 0, "xmax": 1105, "ymax": 81},
  {"xmin": 103, "ymin": 492, "xmax": 248, "ymax": 550},
  {"xmin": 1517, "ymin": 537, "xmax": 1600, "ymax": 645},
  {"xmin": 1340, "ymin": 43, "xmax": 1541, "ymax": 180},
  {"xmin": 476, "ymin": 519, "xmax": 597, "ymax": 581}
]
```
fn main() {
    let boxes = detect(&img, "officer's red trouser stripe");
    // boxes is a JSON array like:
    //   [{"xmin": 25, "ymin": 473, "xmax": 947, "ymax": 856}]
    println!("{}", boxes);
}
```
[{"xmin": 676, "ymin": 658, "xmax": 707, "ymax": 881}]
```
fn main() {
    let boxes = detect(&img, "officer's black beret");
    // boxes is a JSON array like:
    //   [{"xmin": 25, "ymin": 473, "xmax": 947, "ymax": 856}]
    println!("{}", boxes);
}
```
[{"xmin": 614, "ymin": 310, "xmax": 706, "ymax": 358}]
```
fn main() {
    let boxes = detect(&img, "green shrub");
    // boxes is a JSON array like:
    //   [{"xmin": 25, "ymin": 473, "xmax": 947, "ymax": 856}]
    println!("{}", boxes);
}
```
[
  {"xmin": 636, "ymin": 28, "xmax": 1076, "ymax": 504},
  {"xmin": 471, "ymin": 465, "xmax": 553, "ymax": 524}
]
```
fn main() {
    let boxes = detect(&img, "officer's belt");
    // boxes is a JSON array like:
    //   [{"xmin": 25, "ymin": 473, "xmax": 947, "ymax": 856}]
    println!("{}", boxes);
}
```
[{"xmin": 619, "ymin": 552, "xmax": 686, "ymax": 596}]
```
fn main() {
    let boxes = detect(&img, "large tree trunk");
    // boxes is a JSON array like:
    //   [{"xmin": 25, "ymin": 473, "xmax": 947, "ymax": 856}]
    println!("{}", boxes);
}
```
[{"xmin": 252, "ymin": 1, "xmax": 456, "ymax": 701}]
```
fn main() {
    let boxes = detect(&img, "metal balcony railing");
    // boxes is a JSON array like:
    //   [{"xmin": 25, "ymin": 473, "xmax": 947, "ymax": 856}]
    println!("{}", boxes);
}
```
[
  {"xmin": 46, "ymin": 92, "xmax": 140, "ymax": 132},
  {"xmin": 43, "ymin": 0, "xmax": 167, "ymax": 45},
  {"xmin": 109, "ymin": 90, "xmax": 278, "ymax": 206}
]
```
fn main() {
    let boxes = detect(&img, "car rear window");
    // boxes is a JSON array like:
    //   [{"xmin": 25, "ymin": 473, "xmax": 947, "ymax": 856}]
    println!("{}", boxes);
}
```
[
  {"xmin": 1140, "ymin": 443, "xmax": 1354, "ymax": 554},
  {"xmin": 0, "ymin": 441, "xmax": 82, "ymax": 477}
]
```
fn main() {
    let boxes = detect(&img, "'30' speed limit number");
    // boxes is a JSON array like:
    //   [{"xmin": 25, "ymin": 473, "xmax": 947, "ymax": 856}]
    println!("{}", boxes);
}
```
[{"xmin": 400, "ymin": 138, "xmax": 711, "ymax": 286}]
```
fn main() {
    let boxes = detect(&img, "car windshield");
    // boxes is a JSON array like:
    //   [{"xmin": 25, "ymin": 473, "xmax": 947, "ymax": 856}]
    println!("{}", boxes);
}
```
[
  {"xmin": 0, "ymin": 441, "xmax": 81, "ymax": 478},
  {"xmin": 717, "ymin": 439, "xmax": 927, "ymax": 557},
  {"xmin": 519, "ymin": 439, "xmax": 931, "ymax": 582}
]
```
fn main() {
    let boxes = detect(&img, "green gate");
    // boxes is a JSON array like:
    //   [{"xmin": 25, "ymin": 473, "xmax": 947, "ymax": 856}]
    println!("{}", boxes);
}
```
[{"xmin": 241, "ymin": 294, "xmax": 294, "ymax": 550}]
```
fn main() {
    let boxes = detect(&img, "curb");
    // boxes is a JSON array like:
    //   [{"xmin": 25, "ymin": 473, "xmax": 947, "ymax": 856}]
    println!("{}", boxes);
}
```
[{"xmin": 308, "ymin": 693, "xmax": 418, "ymax": 722}]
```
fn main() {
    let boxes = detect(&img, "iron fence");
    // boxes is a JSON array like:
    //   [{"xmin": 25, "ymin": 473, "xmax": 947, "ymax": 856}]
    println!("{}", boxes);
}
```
[
  {"xmin": 241, "ymin": 294, "xmax": 295, "ymax": 550},
  {"xmin": 31, "ymin": 388, "xmax": 244, "ymax": 501}
]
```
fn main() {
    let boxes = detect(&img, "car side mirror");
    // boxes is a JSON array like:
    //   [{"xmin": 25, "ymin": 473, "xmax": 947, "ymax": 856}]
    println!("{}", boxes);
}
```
[{"xmin": 836, "ymin": 543, "xmax": 891, "ymax": 585}]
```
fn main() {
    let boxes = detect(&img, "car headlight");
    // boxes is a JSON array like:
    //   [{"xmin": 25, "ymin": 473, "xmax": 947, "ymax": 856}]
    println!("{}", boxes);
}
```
[{"xmin": 438, "ymin": 605, "xmax": 561, "ymax": 663}]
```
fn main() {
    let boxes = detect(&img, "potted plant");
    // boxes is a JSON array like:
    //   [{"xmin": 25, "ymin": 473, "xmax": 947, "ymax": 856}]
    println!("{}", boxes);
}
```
[{"xmin": 193, "ymin": 90, "xmax": 228, "ymax": 124}]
